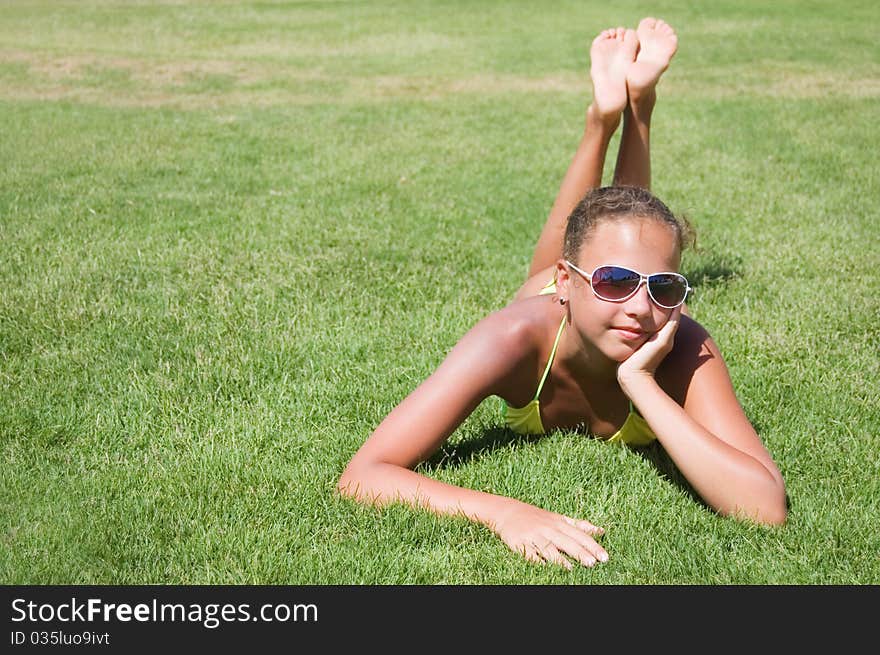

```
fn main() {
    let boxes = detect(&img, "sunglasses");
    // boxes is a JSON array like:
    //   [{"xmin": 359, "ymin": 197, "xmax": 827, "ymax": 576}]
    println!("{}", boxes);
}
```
[{"xmin": 565, "ymin": 262, "xmax": 691, "ymax": 309}]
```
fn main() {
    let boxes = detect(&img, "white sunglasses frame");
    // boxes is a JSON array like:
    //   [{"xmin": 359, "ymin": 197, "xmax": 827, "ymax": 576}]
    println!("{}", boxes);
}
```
[{"xmin": 564, "ymin": 261, "xmax": 692, "ymax": 309}]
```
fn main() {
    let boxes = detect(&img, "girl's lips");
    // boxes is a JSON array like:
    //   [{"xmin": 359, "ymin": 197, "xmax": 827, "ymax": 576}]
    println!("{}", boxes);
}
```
[{"xmin": 611, "ymin": 326, "xmax": 646, "ymax": 340}]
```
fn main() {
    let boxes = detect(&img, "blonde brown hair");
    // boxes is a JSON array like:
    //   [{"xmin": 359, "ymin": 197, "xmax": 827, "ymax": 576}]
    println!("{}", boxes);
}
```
[{"xmin": 563, "ymin": 186, "xmax": 695, "ymax": 262}]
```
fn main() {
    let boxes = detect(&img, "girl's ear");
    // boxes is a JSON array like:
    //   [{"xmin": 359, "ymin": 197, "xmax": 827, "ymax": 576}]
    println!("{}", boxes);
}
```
[{"xmin": 555, "ymin": 259, "xmax": 571, "ymax": 300}]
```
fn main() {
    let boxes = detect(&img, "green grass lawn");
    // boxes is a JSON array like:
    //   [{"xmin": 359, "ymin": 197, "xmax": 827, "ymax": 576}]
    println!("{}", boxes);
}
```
[{"xmin": 1, "ymin": 0, "xmax": 878, "ymax": 584}]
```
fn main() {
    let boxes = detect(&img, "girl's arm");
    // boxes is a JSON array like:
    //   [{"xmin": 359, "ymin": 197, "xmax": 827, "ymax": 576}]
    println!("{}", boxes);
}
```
[
  {"xmin": 337, "ymin": 311, "xmax": 609, "ymax": 569},
  {"xmin": 617, "ymin": 308, "xmax": 788, "ymax": 525}
]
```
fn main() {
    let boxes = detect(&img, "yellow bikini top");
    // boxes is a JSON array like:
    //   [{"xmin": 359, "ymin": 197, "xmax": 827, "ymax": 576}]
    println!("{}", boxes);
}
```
[{"xmin": 500, "ymin": 277, "xmax": 657, "ymax": 447}]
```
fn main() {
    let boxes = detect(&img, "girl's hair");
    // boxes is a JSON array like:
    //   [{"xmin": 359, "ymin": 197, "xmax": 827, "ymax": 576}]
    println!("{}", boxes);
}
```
[{"xmin": 562, "ymin": 185, "xmax": 695, "ymax": 262}]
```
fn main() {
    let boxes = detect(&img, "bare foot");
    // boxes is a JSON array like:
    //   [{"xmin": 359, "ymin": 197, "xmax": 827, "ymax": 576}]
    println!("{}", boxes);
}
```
[
  {"xmin": 626, "ymin": 17, "xmax": 678, "ymax": 106},
  {"xmin": 589, "ymin": 27, "xmax": 639, "ymax": 125}
]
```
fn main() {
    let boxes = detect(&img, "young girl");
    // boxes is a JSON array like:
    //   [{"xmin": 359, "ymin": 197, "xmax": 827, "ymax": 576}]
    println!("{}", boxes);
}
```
[{"xmin": 337, "ymin": 18, "xmax": 787, "ymax": 570}]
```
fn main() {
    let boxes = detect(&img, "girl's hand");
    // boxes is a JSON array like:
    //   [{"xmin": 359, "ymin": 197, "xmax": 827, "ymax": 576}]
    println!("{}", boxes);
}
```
[
  {"xmin": 490, "ymin": 499, "xmax": 608, "ymax": 569},
  {"xmin": 617, "ymin": 304, "xmax": 682, "ymax": 385}
]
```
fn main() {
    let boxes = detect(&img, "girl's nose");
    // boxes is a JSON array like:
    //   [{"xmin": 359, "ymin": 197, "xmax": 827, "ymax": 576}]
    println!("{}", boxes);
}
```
[{"xmin": 623, "ymin": 281, "xmax": 653, "ymax": 316}]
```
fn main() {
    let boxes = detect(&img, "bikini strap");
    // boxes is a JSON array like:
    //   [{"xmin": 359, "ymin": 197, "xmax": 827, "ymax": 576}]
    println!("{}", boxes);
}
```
[
  {"xmin": 629, "ymin": 399, "xmax": 644, "ymax": 418},
  {"xmin": 533, "ymin": 316, "xmax": 567, "ymax": 401}
]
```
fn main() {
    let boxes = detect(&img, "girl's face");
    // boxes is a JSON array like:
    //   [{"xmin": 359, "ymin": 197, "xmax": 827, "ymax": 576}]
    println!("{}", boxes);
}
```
[{"xmin": 558, "ymin": 217, "xmax": 682, "ymax": 363}]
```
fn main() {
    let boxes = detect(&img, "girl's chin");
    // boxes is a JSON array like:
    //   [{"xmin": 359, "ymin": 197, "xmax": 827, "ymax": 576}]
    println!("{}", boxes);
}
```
[
  {"xmin": 602, "ymin": 337, "xmax": 645, "ymax": 362},
  {"xmin": 595, "ymin": 341, "xmax": 638, "ymax": 364}
]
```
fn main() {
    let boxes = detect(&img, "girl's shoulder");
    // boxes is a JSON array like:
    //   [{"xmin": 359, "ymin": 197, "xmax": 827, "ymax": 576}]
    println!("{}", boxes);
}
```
[
  {"xmin": 672, "ymin": 313, "xmax": 712, "ymax": 349},
  {"xmin": 488, "ymin": 294, "xmax": 566, "ymax": 350},
  {"xmin": 470, "ymin": 295, "xmax": 565, "ymax": 402},
  {"xmin": 657, "ymin": 314, "xmax": 724, "ymax": 403}
]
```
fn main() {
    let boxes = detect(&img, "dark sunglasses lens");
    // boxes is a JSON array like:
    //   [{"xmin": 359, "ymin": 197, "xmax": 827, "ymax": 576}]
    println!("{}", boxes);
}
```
[
  {"xmin": 648, "ymin": 274, "xmax": 688, "ymax": 307},
  {"xmin": 591, "ymin": 266, "xmax": 640, "ymax": 300}
]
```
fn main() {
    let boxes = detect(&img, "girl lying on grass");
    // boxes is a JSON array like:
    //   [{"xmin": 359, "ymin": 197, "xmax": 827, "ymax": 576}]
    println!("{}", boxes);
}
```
[{"xmin": 337, "ymin": 18, "xmax": 787, "ymax": 569}]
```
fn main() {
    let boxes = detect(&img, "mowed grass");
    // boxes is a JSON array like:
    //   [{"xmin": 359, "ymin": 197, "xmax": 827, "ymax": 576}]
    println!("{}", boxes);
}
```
[{"xmin": 1, "ymin": 0, "xmax": 878, "ymax": 584}]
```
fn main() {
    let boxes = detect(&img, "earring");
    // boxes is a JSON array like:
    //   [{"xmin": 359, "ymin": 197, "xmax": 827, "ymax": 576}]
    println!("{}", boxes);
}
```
[{"xmin": 559, "ymin": 297, "xmax": 567, "ymax": 305}]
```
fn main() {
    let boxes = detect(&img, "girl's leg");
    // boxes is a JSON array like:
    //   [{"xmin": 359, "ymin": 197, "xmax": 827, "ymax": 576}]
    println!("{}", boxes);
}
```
[
  {"xmin": 614, "ymin": 18, "xmax": 687, "ymax": 314},
  {"xmin": 612, "ymin": 17, "xmax": 678, "ymax": 189},
  {"xmin": 527, "ymin": 27, "xmax": 637, "ymax": 278},
  {"xmin": 612, "ymin": 100, "xmax": 654, "ymax": 188}
]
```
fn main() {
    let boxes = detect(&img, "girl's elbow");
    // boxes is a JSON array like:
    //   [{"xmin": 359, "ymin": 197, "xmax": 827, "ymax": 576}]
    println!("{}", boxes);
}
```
[
  {"xmin": 336, "ymin": 461, "xmax": 367, "ymax": 499},
  {"xmin": 758, "ymin": 476, "xmax": 789, "ymax": 526},
  {"xmin": 742, "ymin": 469, "xmax": 788, "ymax": 526},
  {"xmin": 336, "ymin": 457, "xmax": 389, "ymax": 501},
  {"xmin": 755, "ymin": 500, "xmax": 788, "ymax": 526},
  {"xmin": 761, "ymin": 488, "xmax": 789, "ymax": 526},
  {"xmin": 726, "ymin": 489, "xmax": 788, "ymax": 526}
]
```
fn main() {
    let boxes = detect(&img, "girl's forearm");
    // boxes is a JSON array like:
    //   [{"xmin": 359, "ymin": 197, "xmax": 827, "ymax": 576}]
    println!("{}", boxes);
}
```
[
  {"xmin": 337, "ymin": 462, "xmax": 513, "ymax": 530},
  {"xmin": 619, "ymin": 374, "xmax": 787, "ymax": 524}
]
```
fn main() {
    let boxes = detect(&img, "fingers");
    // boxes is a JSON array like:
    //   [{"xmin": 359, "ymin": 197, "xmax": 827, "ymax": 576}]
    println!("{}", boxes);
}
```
[
  {"xmin": 520, "ymin": 543, "xmax": 544, "ymax": 565},
  {"xmin": 520, "ymin": 518, "xmax": 610, "ymax": 570},
  {"xmin": 533, "ymin": 540, "xmax": 574, "ymax": 570},
  {"xmin": 551, "ymin": 532, "xmax": 600, "ymax": 568},
  {"xmin": 647, "ymin": 304, "xmax": 682, "ymax": 350},
  {"xmin": 661, "ymin": 304, "xmax": 683, "ymax": 342},
  {"xmin": 501, "ymin": 503, "xmax": 610, "ymax": 571},
  {"xmin": 656, "ymin": 304, "xmax": 681, "ymax": 336},
  {"xmin": 527, "ymin": 532, "xmax": 605, "ymax": 570},
  {"xmin": 561, "ymin": 515, "xmax": 605, "ymax": 536},
  {"xmin": 557, "ymin": 519, "xmax": 610, "ymax": 564}
]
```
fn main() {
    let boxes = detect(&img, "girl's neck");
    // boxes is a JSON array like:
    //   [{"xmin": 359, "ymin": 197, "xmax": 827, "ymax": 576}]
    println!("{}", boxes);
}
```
[{"xmin": 556, "ymin": 318, "xmax": 620, "ymax": 382}]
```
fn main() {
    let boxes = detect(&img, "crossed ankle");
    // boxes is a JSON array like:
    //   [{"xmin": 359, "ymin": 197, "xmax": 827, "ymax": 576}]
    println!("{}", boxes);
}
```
[{"xmin": 586, "ymin": 103, "xmax": 622, "ymax": 133}]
